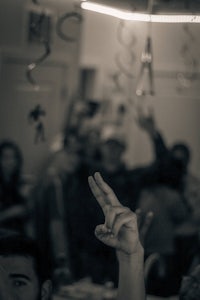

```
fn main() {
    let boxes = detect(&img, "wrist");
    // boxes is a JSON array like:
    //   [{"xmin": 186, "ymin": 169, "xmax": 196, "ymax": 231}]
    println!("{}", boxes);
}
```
[{"xmin": 117, "ymin": 244, "xmax": 144, "ymax": 263}]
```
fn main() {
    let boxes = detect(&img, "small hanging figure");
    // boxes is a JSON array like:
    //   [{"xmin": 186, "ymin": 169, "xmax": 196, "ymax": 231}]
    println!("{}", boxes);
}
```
[
  {"xmin": 136, "ymin": 36, "xmax": 154, "ymax": 97},
  {"xmin": 28, "ymin": 104, "xmax": 46, "ymax": 144}
]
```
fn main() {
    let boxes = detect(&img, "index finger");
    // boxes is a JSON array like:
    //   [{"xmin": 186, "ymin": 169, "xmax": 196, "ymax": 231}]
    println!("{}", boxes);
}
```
[{"xmin": 94, "ymin": 172, "xmax": 122, "ymax": 207}]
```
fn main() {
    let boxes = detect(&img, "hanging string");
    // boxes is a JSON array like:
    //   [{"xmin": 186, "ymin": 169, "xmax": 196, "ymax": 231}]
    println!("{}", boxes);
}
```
[
  {"xmin": 26, "ymin": 3, "xmax": 51, "ymax": 88},
  {"xmin": 26, "ymin": 39, "xmax": 51, "ymax": 87},
  {"xmin": 136, "ymin": 0, "xmax": 155, "ymax": 97}
]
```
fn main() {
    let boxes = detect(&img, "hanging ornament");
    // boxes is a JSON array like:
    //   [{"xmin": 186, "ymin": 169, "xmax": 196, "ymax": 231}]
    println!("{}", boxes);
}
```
[
  {"xmin": 28, "ymin": 104, "xmax": 46, "ymax": 144},
  {"xmin": 56, "ymin": 0, "xmax": 82, "ymax": 43},
  {"xmin": 136, "ymin": 0, "xmax": 155, "ymax": 98},
  {"xmin": 26, "ymin": 1, "xmax": 51, "ymax": 88},
  {"xmin": 107, "ymin": 19, "xmax": 137, "ymax": 108},
  {"xmin": 136, "ymin": 36, "xmax": 155, "ymax": 97}
]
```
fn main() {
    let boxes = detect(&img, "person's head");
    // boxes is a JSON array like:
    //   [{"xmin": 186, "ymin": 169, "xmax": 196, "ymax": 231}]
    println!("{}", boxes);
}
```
[
  {"xmin": 179, "ymin": 265, "xmax": 200, "ymax": 300},
  {"xmin": 0, "ymin": 140, "xmax": 23, "ymax": 181},
  {"xmin": 170, "ymin": 142, "xmax": 191, "ymax": 173},
  {"xmin": 0, "ymin": 233, "xmax": 52, "ymax": 300},
  {"xmin": 100, "ymin": 138, "xmax": 125, "ymax": 162},
  {"xmin": 99, "ymin": 127, "xmax": 126, "ymax": 171}
]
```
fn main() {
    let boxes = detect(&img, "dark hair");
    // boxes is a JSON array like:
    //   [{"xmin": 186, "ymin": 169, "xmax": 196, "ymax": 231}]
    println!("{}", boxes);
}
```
[
  {"xmin": 171, "ymin": 143, "xmax": 191, "ymax": 164},
  {"xmin": 0, "ymin": 232, "xmax": 49, "ymax": 284},
  {"xmin": 0, "ymin": 140, "xmax": 23, "ymax": 181}
]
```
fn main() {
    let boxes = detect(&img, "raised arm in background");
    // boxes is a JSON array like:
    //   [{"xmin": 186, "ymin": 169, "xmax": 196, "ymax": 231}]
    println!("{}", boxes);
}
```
[{"xmin": 136, "ymin": 107, "xmax": 168, "ymax": 160}]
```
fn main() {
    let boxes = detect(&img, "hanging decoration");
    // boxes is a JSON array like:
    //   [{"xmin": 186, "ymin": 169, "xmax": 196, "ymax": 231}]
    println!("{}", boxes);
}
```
[
  {"xmin": 28, "ymin": 104, "xmax": 46, "ymax": 144},
  {"xmin": 177, "ymin": 24, "xmax": 198, "ymax": 90},
  {"xmin": 105, "ymin": 19, "xmax": 137, "ymax": 113},
  {"xmin": 99, "ymin": 20, "xmax": 138, "ymax": 139},
  {"xmin": 136, "ymin": 35, "xmax": 154, "ymax": 96},
  {"xmin": 26, "ymin": 37, "xmax": 51, "ymax": 88},
  {"xmin": 114, "ymin": 20, "xmax": 136, "ymax": 83},
  {"xmin": 136, "ymin": 0, "xmax": 155, "ymax": 98},
  {"xmin": 56, "ymin": 1, "xmax": 82, "ymax": 43},
  {"xmin": 26, "ymin": 1, "xmax": 51, "ymax": 88},
  {"xmin": 108, "ymin": 20, "xmax": 137, "ymax": 95}
]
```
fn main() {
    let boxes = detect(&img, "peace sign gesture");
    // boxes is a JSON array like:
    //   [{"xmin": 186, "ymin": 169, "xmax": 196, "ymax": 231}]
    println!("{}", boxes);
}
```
[{"xmin": 88, "ymin": 172, "xmax": 142, "ymax": 256}]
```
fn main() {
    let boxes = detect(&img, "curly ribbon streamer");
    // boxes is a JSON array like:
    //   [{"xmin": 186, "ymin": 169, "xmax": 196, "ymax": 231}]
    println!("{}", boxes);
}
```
[
  {"xmin": 56, "ymin": 11, "xmax": 82, "ymax": 43},
  {"xmin": 26, "ymin": 10, "xmax": 51, "ymax": 87},
  {"xmin": 26, "ymin": 41, "xmax": 51, "ymax": 87},
  {"xmin": 177, "ymin": 24, "xmax": 198, "ymax": 89},
  {"xmin": 109, "ymin": 20, "xmax": 136, "ymax": 93}
]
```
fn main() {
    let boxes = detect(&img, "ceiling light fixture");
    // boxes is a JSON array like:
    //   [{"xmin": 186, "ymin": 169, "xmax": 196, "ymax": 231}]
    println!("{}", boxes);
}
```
[{"xmin": 81, "ymin": 1, "xmax": 200, "ymax": 23}]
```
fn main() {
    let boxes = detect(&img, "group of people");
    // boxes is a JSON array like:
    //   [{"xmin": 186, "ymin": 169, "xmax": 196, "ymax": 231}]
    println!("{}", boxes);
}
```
[
  {"xmin": 0, "ymin": 109, "xmax": 200, "ymax": 299},
  {"xmin": 0, "ymin": 172, "xmax": 200, "ymax": 300}
]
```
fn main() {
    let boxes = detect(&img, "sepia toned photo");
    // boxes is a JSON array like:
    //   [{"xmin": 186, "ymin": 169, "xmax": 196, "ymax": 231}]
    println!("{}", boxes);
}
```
[{"xmin": 0, "ymin": 1, "xmax": 200, "ymax": 299}]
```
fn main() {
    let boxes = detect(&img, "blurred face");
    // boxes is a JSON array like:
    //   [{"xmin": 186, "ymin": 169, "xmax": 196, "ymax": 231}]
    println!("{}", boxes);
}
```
[
  {"xmin": 100, "ymin": 141, "xmax": 124, "ymax": 166},
  {"xmin": 0, "ymin": 148, "xmax": 18, "ymax": 178},
  {"xmin": 0, "ymin": 255, "xmax": 51, "ymax": 300},
  {"xmin": 171, "ymin": 148, "xmax": 189, "ymax": 171}
]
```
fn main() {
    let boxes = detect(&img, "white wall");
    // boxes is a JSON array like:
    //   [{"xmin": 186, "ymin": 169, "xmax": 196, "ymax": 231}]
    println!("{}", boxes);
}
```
[
  {"xmin": 80, "ymin": 10, "xmax": 200, "ymax": 177},
  {"xmin": 0, "ymin": 0, "xmax": 82, "ymax": 175}
]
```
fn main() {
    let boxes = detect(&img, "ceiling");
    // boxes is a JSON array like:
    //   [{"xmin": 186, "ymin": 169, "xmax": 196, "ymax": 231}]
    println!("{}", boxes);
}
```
[{"xmin": 90, "ymin": 0, "xmax": 200, "ymax": 14}]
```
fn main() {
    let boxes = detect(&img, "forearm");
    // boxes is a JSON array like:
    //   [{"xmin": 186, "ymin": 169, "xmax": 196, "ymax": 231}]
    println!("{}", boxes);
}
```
[
  {"xmin": 117, "ymin": 247, "xmax": 146, "ymax": 300},
  {"xmin": 50, "ymin": 219, "xmax": 70, "ymax": 266}
]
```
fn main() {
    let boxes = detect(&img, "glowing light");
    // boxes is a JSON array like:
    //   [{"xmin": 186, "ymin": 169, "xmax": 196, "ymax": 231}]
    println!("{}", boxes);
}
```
[{"xmin": 81, "ymin": 1, "xmax": 200, "ymax": 23}]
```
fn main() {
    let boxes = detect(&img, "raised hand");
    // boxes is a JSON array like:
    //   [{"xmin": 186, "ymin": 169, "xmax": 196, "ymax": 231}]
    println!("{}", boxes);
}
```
[
  {"xmin": 88, "ymin": 172, "xmax": 142, "ymax": 255},
  {"xmin": 135, "ymin": 106, "xmax": 156, "ymax": 135}
]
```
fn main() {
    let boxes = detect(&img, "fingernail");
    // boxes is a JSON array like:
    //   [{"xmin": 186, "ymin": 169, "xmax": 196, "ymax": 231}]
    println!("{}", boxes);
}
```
[{"xmin": 88, "ymin": 176, "xmax": 92, "ymax": 182}]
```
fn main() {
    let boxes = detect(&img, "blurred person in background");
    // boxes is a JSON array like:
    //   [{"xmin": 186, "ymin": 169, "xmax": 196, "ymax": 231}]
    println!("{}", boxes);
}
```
[
  {"xmin": 135, "ymin": 107, "xmax": 189, "ymax": 191},
  {"xmin": 45, "ymin": 123, "xmax": 154, "ymax": 288},
  {"xmin": 137, "ymin": 185, "xmax": 188, "ymax": 296},
  {"xmin": 136, "ymin": 107, "xmax": 200, "ymax": 292},
  {"xmin": 33, "ymin": 130, "xmax": 81, "ymax": 287},
  {"xmin": 0, "ymin": 140, "xmax": 29, "ymax": 235},
  {"xmin": 33, "ymin": 99, "xmax": 154, "ymax": 288}
]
